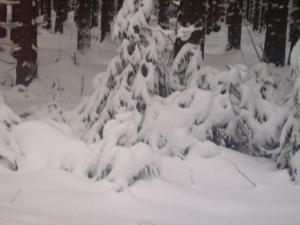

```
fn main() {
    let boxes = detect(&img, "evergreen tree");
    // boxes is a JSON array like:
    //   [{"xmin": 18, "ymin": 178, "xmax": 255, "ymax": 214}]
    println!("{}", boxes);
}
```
[
  {"xmin": 226, "ymin": 0, "xmax": 243, "ymax": 50},
  {"xmin": 263, "ymin": 0, "xmax": 288, "ymax": 66},
  {"xmin": 12, "ymin": 0, "xmax": 38, "ymax": 86},
  {"xmin": 174, "ymin": 0, "xmax": 206, "ymax": 59},
  {"xmin": 77, "ymin": 0, "xmax": 92, "ymax": 52}
]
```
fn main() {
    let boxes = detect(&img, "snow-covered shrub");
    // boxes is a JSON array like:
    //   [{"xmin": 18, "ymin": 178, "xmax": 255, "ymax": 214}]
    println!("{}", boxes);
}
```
[
  {"xmin": 276, "ymin": 42, "xmax": 300, "ymax": 182},
  {"xmin": 85, "ymin": 111, "xmax": 160, "ymax": 189},
  {"xmin": 0, "ymin": 93, "xmax": 20, "ymax": 170}
]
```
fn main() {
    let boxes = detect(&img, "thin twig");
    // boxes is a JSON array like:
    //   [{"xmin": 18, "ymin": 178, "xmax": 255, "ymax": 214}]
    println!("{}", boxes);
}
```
[
  {"xmin": 226, "ymin": 159, "xmax": 257, "ymax": 187},
  {"xmin": 9, "ymin": 187, "xmax": 22, "ymax": 203}
]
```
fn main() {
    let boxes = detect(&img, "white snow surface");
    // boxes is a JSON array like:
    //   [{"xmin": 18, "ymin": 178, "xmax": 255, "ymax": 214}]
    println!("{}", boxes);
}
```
[{"xmin": 0, "ymin": 147, "xmax": 299, "ymax": 225}]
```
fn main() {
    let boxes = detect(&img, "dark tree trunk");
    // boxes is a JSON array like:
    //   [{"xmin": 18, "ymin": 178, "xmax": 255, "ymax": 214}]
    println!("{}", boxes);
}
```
[
  {"xmin": 54, "ymin": 0, "xmax": 68, "ymax": 33},
  {"xmin": 11, "ymin": 3, "xmax": 22, "ymax": 43},
  {"xmin": 246, "ymin": 0, "xmax": 251, "ymax": 20},
  {"xmin": 288, "ymin": 0, "xmax": 300, "ymax": 64},
  {"xmin": 227, "ymin": 0, "xmax": 243, "ymax": 50},
  {"xmin": 206, "ymin": 0, "xmax": 226, "ymax": 34},
  {"xmin": 117, "ymin": 0, "xmax": 124, "ymax": 11},
  {"xmin": 253, "ymin": 0, "xmax": 260, "ymax": 30},
  {"xmin": 249, "ymin": 0, "xmax": 254, "ymax": 22},
  {"xmin": 13, "ymin": 0, "xmax": 38, "ymax": 86},
  {"xmin": 174, "ymin": 0, "xmax": 206, "ymax": 59},
  {"xmin": 263, "ymin": 0, "xmax": 288, "ymax": 66},
  {"xmin": 100, "ymin": 0, "xmax": 113, "ymax": 42},
  {"xmin": 42, "ymin": 0, "xmax": 52, "ymax": 30},
  {"xmin": 158, "ymin": 0, "xmax": 170, "ymax": 29},
  {"xmin": 0, "ymin": 4, "xmax": 7, "ymax": 38},
  {"xmin": 77, "ymin": 0, "xmax": 91, "ymax": 52},
  {"xmin": 91, "ymin": 0, "xmax": 99, "ymax": 28}
]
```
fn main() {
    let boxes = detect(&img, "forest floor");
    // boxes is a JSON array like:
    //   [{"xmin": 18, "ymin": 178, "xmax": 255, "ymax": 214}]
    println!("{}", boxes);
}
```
[{"xmin": 0, "ymin": 25, "xmax": 299, "ymax": 225}]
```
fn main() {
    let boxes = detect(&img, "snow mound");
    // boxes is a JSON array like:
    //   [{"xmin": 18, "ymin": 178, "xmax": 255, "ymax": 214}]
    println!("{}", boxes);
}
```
[{"xmin": 12, "ymin": 120, "xmax": 91, "ymax": 174}]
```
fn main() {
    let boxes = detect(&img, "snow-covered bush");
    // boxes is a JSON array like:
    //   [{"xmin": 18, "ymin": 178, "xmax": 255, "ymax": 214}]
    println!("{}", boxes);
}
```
[
  {"xmin": 0, "ymin": 93, "xmax": 20, "ymax": 170},
  {"xmin": 276, "ymin": 41, "xmax": 300, "ymax": 183}
]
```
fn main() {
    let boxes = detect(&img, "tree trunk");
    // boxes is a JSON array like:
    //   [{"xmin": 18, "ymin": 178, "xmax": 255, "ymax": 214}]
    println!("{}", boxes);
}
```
[
  {"xmin": 117, "ymin": 0, "xmax": 124, "ymax": 11},
  {"xmin": 246, "ymin": 0, "xmax": 251, "ymax": 20},
  {"xmin": 206, "ymin": 0, "xmax": 225, "ymax": 34},
  {"xmin": 100, "ymin": 0, "xmax": 113, "ymax": 42},
  {"xmin": 174, "ymin": 0, "xmax": 206, "ymax": 59},
  {"xmin": 91, "ymin": 0, "xmax": 99, "ymax": 28},
  {"xmin": 13, "ymin": 0, "xmax": 38, "ymax": 86},
  {"xmin": 0, "ymin": 4, "xmax": 6, "ymax": 38},
  {"xmin": 77, "ymin": 0, "xmax": 91, "ymax": 52},
  {"xmin": 54, "ymin": 0, "xmax": 68, "ymax": 33},
  {"xmin": 43, "ymin": 0, "xmax": 52, "ymax": 30},
  {"xmin": 158, "ymin": 0, "xmax": 170, "ymax": 29},
  {"xmin": 11, "ymin": 3, "xmax": 22, "ymax": 43},
  {"xmin": 253, "ymin": 0, "xmax": 260, "ymax": 30},
  {"xmin": 227, "ymin": 0, "xmax": 243, "ymax": 50},
  {"xmin": 263, "ymin": 0, "xmax": 288, "ymax": 66}
]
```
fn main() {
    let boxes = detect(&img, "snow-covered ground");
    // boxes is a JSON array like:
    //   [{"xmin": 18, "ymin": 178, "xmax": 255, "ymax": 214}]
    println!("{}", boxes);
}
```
[
  {"xmin": 1, "ymin": 21, "xmax": 300, "ymax": 225},
  {"xmin": 1, "ymin": 147, "xmax": 300, "ymax": 225}
]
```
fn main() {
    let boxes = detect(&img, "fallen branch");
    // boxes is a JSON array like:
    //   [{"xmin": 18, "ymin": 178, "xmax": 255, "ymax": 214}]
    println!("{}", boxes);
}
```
[{"xmin": 226, "ymin": 159, "xmax": 257, "ymax": 187}]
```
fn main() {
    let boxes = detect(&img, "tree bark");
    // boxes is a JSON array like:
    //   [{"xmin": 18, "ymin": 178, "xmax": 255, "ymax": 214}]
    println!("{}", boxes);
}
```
[
  {"xmin": 13, "ymin": 0, "xmax": 38, "ymax": 86},
  {"xmin": 77, "ymin": 0, "xmax": 92, "ymax": 52},
  {"xmin": 263, "ymin": 0, "xmax": 288, "ymax": 66},
  {"xmin": 174, "ymin": 0, "xmax": 206, "ymax": 59}
]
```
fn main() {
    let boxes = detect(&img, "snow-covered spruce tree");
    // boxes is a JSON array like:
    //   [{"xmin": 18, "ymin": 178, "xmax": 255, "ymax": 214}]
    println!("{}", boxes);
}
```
[
  {"xmin": 276, "ymin": 40, "xmax": 300, "ymax": 182},
  {"xmin": 0, "ymin": 93, "xmax": 20, "ymax": 170},
  {"xmin": 69, "ymin": 0, "xmax": 166, "ymax": 185}
]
